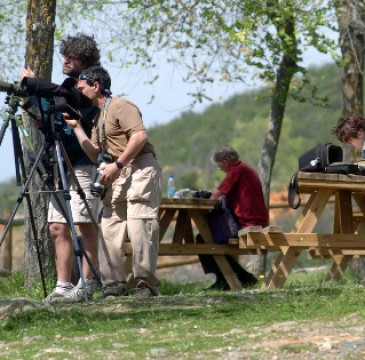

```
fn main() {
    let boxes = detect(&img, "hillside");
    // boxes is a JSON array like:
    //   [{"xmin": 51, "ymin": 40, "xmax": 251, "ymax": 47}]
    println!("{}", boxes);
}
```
[{"xmin": 148, "ymin": 63, "xmax": 343, "ymax": 193}]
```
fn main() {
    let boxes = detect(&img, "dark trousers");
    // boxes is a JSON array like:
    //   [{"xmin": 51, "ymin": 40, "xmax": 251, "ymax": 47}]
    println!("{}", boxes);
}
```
[{"xmin": 196, "ymin": 234, "xmax": 258, "ymax": 288}]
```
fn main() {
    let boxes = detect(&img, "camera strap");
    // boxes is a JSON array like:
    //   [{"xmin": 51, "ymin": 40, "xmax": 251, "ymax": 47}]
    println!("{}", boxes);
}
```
[{"xmin": 100, "ymin": 96, "xmax": 112, "ymax": 155}]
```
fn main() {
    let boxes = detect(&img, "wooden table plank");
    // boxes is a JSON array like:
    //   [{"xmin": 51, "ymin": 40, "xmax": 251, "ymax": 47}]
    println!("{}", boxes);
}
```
[
  {"xmin": 160, "ymin": 198, "xmax": 218, "ymax": 210},
  {"xmin": 125, "ymin": 243, "xmax": 264, "ymax": 255}
]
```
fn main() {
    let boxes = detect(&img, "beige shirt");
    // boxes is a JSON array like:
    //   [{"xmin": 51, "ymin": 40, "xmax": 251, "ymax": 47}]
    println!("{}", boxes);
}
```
[{"xmin": 91, "ymin": 97, "xmax": 155, "ymax": 159}]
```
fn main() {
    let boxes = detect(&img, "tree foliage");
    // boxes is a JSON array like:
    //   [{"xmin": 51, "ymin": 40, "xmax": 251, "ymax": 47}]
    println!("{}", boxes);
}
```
[
  {"xmin": 88, "ymin": 0, "xmax": 339, "ymax": 105},
  {"xmin": 0, "ymin": 1, "xmax": 339, "ymax": 100}
]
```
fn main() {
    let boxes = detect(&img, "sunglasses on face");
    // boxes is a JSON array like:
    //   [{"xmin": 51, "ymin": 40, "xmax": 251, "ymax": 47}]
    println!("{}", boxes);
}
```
[{"xmin": 79, "ymin": 73, "xmax": 95, "ymax": 83}]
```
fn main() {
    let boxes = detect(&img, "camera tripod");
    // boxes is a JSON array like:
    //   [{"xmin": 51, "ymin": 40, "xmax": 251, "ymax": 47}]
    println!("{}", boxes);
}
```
[{"xmin": 0, "ymin": 95, "xmax": 101, "ymax": 302}]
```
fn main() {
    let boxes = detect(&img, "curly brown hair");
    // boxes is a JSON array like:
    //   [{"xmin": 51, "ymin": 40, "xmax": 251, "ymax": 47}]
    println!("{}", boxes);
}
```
[
  {"xmin": 332, "ymin": 113, "xmax": 365, "ymax": 143},
  {"xmin": 60, "ymin": 33, "xmax": 100, "ymax": 68}
]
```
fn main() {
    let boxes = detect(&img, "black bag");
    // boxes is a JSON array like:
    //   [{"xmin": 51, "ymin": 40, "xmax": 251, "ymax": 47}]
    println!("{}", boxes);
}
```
[
  {"xmin": 298, "ymin": 143, "xmax": 343, "ymax": 172},
  {"xmin": 288, "ymin": 143, "xmax": 345, "ymax": 209},
  {"xmin": 206, "ymin": 197, "xmax": 240, "ymax": 244},
  {"xmin": 325, "ymin": 162, "xmax": 360, "ymax": 175}
]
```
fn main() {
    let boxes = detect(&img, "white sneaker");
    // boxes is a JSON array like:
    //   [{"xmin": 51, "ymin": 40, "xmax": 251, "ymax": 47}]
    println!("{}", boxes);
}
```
[
  {"xmin": 42, "ymin": 285, "xmax": 74, "ymax": 304},
  {"xmin": 63, "ymin": 279, "xmax": 95, "ymax": 303}
]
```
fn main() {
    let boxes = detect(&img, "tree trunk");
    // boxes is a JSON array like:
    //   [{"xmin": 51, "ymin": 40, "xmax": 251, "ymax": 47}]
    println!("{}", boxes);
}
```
[
  {"xmin": 23, "ymin": 0, "xmax": 56, "ymax": 287},
  {"xmin": 245, "ymin": 1, "xmax": 300, "ymax": 278},
  {"xmin": 337, "ymin": 0, "xmax": 365, "ymax": 115},
  {"xmin": 245, "ymin": 54, "xmax": 298, "ymax": 277}
]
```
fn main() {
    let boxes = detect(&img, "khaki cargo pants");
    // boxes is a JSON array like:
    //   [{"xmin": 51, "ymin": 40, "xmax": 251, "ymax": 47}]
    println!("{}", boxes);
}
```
[{"xmin": 98, "ymin": 153, "xmax": 161, "ymax": 295}]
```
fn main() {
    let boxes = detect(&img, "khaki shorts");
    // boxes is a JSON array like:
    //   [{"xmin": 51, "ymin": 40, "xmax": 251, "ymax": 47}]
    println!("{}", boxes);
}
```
[{"xmin": 47, "ymin": 164, "xmax": 101, "ymax": 224}]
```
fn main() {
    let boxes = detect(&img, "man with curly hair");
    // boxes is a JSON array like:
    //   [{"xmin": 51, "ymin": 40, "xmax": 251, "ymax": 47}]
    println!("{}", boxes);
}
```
[{"xmin": 22, "ymin": 33, "xmax": 102, "ymax": 303}]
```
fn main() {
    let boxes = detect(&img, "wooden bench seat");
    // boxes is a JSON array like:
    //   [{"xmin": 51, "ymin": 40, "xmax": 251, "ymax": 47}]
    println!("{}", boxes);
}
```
[
  {"xmin": 239, "ymin": 232, "xmax": 365, "ymax": 250},
  {"xmin": 124, "ymin": 242, "xmax": 266, "ymax": 256},
  {"xmin": 308, "ymin": 248, "xmax": 365, "ymax": 259},
  {"xmin": 124, "ymin": 225, "xmax": 281, "ymax": 260}
]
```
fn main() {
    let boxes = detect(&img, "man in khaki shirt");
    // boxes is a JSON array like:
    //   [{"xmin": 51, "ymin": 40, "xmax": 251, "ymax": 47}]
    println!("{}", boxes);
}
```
[{"xmin": 66, "ymin": 65, "xmax": 161, "ymax": 297}]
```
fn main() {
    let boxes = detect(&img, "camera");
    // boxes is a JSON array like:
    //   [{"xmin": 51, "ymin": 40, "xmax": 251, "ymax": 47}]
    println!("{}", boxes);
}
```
[
  {"xmin": 193, "ymin": 190, "xmax": 212, "ymax": 199},
  {"xmin": 0, "ymin": 77, "xmax": 95, "ymax": 120},
  {"xmin": 91, "ymin": 153, "xmax": 113, "ymax": 197}
]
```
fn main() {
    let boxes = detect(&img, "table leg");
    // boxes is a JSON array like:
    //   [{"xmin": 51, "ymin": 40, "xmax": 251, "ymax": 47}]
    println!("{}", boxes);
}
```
[
  {"xmin": 325, "ymin": 190, "xmax": 354, "ymax": 281},
  {"xmin": 325, "ymin": 255, "xmax": 352, "ymax": 281},
  {"xmin": 294, "ymin": 189, "xmax": 333, "ymax": 233},
  {"xmin": 173, "ymin": 210, "xmax": 190, "ymax": 243},
  {"xmin": 262, "ymin": 249, "xmax": 285, "ymax": 289},
  {"xmin": 159, "ymin": 209, "xmax": 176, "ymax": 240},
  {"xmin": 214, "ymin": 256, "xmax": 243, "ymax": 290},
  {"xmin": 352, "ymin": 193, "xmax": 365, "ymax": 233},
  {"xmin": 338, "ymin": 190, "xmax": 354, "ymax": 233},
  {"xmin": 263, "ymin": 247, "xmax": 302, "ymax": 290},
  {"xmin": 189, "ymin": 209, "xmax": 243, "ymax": 290},
  {"xmin": 265, "ymin": 189, "xmax": 332, "ymax": 289}
]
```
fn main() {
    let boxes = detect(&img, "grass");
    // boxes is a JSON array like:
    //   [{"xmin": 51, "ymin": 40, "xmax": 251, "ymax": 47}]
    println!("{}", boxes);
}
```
[{"xmin": 1, "ymin": 269, "xmax": 365, "ymax": 359}]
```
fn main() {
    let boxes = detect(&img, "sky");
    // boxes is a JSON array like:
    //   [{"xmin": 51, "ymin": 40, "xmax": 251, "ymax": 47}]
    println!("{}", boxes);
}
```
[{"xmin": 0, "ymin": 46, "xmax": 335, "ymax": 184}]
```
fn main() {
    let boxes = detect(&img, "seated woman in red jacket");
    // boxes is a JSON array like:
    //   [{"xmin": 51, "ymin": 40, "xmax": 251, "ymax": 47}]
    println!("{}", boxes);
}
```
[{"xmin": 198, "ymin": 145, "xmax": 268, "ymax": 290}]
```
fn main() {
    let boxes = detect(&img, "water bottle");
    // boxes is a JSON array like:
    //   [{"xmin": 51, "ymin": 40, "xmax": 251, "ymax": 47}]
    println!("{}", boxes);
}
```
[{"xmin": 167, "ymin": 174, "xmax": 176, "ymax": 198}]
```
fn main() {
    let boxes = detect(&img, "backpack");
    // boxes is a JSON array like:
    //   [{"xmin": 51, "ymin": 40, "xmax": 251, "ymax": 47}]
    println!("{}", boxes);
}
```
[
  {"xmin": 288, "ymin": 143, "xmax": 360, "ymax": 209},
  {"xmin": 206, "ymin": 197, "xmax": 240, "ymax": 244}
]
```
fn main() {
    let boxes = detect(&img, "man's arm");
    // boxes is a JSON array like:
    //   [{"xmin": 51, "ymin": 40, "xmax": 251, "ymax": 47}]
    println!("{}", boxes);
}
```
[
  {"xmin": 116, "ymin": 130, "xmax": 147, "ymax": 165},
  {"xmin": 101, "ymin": 130, "xmax": 148, "ymax": 182},
  {"xmin": 65, "ymin": 117, "xmax": 99, "ymax": 162},
  {"xmin": 210, "ymin": 189, "xmax": 223, "ymax": 200}
]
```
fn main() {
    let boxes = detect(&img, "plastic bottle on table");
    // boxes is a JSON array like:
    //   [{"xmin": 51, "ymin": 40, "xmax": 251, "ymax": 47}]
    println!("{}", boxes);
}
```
[{"xmin": 167, "ymin": 174, "xmax": 176, "ymax": 198}]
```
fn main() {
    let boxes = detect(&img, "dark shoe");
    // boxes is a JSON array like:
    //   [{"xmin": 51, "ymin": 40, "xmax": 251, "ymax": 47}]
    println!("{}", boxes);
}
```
[
  {"xmin": 207, "ymin": 280, "xmax": 230, "ymax": 291},
  {"xmin": 239, "ymin": 274, "xmax": 258, "ymax": 288},
  {"xmin": 102, "ymin": 283, "xmax": 127, "ymax": 298},
  {"xmin": 133, "ymin": 280, "xmax": 157, "ymax": 297}
]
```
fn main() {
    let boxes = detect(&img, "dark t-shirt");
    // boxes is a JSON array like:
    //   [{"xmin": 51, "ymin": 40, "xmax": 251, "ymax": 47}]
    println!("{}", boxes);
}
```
[
  {"xmin": 217, "ymin": 161, "xmax": 268, "ymax": 228},
  {"xmin": 40, "ymin": 98, "xmax": 97, "ymax": 166}
]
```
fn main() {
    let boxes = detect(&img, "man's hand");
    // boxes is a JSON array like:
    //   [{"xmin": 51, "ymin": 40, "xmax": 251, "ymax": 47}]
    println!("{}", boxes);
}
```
[
  {"xmin": 63, "ymin": 112, "xmax": 79, "ymax": 128},
  {"xmin": 21, "ymin": 66, "xmax": 35, "ymax": 80},
  {"xmin": 99, "ymin": 162, "xmax": 122, "ymax": 184}
]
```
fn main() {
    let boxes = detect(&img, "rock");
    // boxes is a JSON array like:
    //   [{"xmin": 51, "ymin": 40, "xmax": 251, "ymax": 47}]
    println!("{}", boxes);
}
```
[{"xmin": 0, "ymin": 297, "xmax": 48, "ymax": 321}]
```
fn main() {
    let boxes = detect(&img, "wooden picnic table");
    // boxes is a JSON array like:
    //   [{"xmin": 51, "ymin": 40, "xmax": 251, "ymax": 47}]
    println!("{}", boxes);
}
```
[
  {"xmin": 125, "ymin": 198, "xmax": 261, "ymax": 290},
  {"xmin": 238, "ymin": 172, "xmax": 365, "ymax": 289}
]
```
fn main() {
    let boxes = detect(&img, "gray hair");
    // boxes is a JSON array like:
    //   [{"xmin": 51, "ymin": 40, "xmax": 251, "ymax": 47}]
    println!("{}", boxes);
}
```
[{"xmin": 212, "ymin": 145, "xmax": 239, "ymax": 163}]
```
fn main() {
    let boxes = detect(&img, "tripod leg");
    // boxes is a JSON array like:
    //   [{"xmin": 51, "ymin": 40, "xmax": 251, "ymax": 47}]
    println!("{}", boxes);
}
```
[
  {"xmin": 0, "ymin": 139, "xmax": 48, "ymax": 297},
  {"xmin": 58, "ymin": 140, "xmax": 102, "ymax": 287}
]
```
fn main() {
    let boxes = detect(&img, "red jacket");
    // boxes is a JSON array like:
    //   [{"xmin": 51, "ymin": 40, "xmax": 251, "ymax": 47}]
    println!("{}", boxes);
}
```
[{"xmin": 218, "ymin": 161, "xmax": 268, "ymax": 228}]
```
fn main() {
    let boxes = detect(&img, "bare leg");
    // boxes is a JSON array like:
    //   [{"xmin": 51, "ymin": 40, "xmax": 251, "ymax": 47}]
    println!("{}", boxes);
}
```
[
  {"xmin": 78, "ymin": 222, "xmax": 99, "ymax": 280},
  {"xmin": 49, "ymin": 222, "xmax": 73, "ymax": 282}
]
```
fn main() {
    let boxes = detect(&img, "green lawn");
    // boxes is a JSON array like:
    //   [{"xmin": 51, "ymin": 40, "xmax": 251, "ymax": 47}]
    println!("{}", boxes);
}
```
[{"xmin": 1, "ymin": 269, "xmax": 365, "ymax": 359}]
